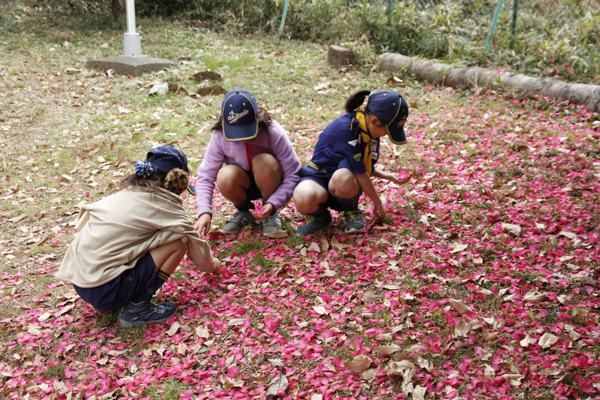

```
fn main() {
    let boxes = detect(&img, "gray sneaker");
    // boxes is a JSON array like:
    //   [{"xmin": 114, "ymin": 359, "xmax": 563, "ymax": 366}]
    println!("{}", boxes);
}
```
[
  {"xmin": 223, "ymin": 210, "xmax": 254, "ymax": 233},
  {"xmin": 263, "ymin": 211, "xmax": 282, "ymax": 236}
]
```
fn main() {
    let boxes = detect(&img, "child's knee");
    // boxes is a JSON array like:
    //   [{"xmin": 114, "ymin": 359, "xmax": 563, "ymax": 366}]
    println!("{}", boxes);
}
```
[
  {"xmin": 330, "ymin": 172, "xmax": 358, "ymax": 195},
  {"xmin": 253, "ymin": 154, "xmax": 282, "ymax": 177},
  {"xmin": 293, "ymin": 191, "xmax": 316, "ymax": 213}
]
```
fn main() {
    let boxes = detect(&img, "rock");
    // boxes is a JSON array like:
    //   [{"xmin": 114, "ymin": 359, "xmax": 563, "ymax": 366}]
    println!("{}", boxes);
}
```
[{"xmin": 327, "ymin": 45, "xmax": 357, "ymax": 67}]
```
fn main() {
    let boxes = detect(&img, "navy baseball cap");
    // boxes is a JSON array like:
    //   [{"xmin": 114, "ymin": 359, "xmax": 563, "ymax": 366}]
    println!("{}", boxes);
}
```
[
  {"xmin": 147, "ymin": 145, "xmax": 189, "ymax": 174},
  {"xmin": 221, "ymin": 89, "xmax": 259, "ymax": 141},
  {"xmin": 367, "ymin": 90, "xmax": 409, "ymax": 145}
]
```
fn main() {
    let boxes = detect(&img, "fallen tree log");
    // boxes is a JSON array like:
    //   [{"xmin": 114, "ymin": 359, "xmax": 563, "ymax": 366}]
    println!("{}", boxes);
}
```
[{"xmin": 379, "ymin": 53, "xmax": 600, "ymax": 113}]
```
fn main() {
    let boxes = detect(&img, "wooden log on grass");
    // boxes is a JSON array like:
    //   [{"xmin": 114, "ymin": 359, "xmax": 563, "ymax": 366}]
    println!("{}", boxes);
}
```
[{"xmin": 379, "ymin": 53, "xmax": 600, "ymax": 113}]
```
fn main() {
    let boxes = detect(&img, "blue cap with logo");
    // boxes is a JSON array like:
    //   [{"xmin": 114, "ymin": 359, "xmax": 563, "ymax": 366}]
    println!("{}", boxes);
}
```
[
  {"xmin": 221, "ymin": 89, "xmax": 259, "ymax": 141},
  {"xmin": 147, "ymin": 145, "xmax": 189, "ymax": 174},
  {"xmin": 367, "ymin": 90, "xmax": 409, "ymax": 145}
]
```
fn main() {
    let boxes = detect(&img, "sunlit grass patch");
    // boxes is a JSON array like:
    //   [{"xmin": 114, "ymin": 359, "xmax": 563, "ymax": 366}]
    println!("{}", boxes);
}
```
[
  {"xmin": 203, "ymin": 53, "xmax": 256, "ymax": 72},
  {"xmin": 147, "ymin": 378, "xmax": 191, "ymax": 400}
]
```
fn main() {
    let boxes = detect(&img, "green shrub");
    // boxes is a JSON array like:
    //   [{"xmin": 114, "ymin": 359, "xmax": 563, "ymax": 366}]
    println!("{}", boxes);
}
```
[{"xmin": 13, "ymin": 0, "xmax": 600, "ymax": 83}]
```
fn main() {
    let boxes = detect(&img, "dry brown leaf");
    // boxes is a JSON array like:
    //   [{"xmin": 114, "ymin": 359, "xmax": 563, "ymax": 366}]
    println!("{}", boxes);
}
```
[
  {"xmin": 413, "ymin": 385, "xmax": 427, "ymax": 400},
  {"xmin": 313, "ymin": 233, "xmax": 329, "ymax": 252},
  {"xmin": 523, "ymin": 293, "xmax": 545, "ymax": 303},
  {"xmin": 360, "ymin": 368, "xmax": 377, "ymax": 381},
  {"xmin": 267, "ymin": 229, "xmax": 289, "ymax": 238},
  {"xmin": 307, "ymin": 242, "xmax": 321, "ymax": 253},
  {"xmin": 372, "ymin": 345, "xmax": 401, "ymax": 355},
  {"xmin": 386, "ymin": 359, "xmax": 415, "ymax": 376},
  {"xmin": 386, "ymin": 75, "xmax": 403, "ymax": 85},
  {"xmin": 9, "ymin": 215, "xmax": 27, "ymax": 223},
  {"xmin": 266, "ymin": 374, "xmax": 289, "ymax": 397},
  {"xmin": 312, "ymin": 305, "xmax": 328, "ymax": 315},
  {"xmin": 449, "ymin": 299, "xmax": 473, "ymax": 314},
  {"xmin": 345, "ymin": 354, "xmax": 371, "ymax": 373},
  {"xmin": 167, "ymin": 322, "xmax": 181, "ymax": 336},
  {"xmin": 501, "ymin": 223, "xmax": 522, "ymax": 236},
  {"xmin": 364, "ymin": 291, "xmax": 377, "ymax": 303},
  {"xmin": 539, "ymin": 332, "xmax": 559, "ymax": 349},
  {"xmin": 455, "ymin": 320, "xmax": 470, "ymax": 337},
  {"xmin": 222, "ymin": 372, "xmax": 244, "ymax": 391},
  {"xmin": 331, "ymin": 236, "xmax": 344, "ymax": 251},
  {"xmin": 540, "ymin": 368, "xmax": 561, "ymax": 376},
  {"xmin": 519, "ymin": 334, "xmax": 535, "ymax": 347},
  {"xmin": 314, "ymin": 82, "xmax": 331, "ymax": 92},
  {"xmin": 450, "ymin": 243, "xmax": 468, "ymax": 253}
]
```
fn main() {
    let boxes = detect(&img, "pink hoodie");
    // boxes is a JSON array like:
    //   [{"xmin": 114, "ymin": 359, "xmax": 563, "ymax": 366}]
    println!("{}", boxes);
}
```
[{"xmin": 195, "ymin": 119, "xmax": 300, "ymax": 217}]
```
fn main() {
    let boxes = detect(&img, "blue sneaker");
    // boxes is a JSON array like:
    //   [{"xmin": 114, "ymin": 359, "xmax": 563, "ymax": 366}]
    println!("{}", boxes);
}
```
[
  {"xmin": 118, "ymin": 300, "xmax": 177, "ymax": 328},
  {"xmin": 296, "ymin": 213, "xmax": 332, "ymax": 236},
  {"xmin": 344, "ymin": 210, "xmax": 366, "ymax": 233}
]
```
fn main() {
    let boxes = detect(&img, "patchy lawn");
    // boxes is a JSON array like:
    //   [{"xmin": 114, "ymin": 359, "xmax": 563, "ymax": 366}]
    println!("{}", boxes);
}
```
[{"xmin": 1, "ymin": 4, "xmax": 600, "ymax": 400}]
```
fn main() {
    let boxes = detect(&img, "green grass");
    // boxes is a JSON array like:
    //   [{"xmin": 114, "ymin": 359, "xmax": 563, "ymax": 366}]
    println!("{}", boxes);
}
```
[
  {"xmin": 231, "ymin": 239, "xmax": 264, "ymax": 255},
  {"xmin": 284, "ymin": 234, "xmax": 304, "ymax": 248},
  {"xmin": 42, "ymin": 364, "xmax": 66, "ymax": 380},
  {"xmin": 147, "ymin": 378, "xmax": 190, "ymax": 400},
  {"xmin": 203, "ymin": 54, "xmax": 256, "ymax": 72},
  {"xmin": 252, "ymin": 253, "xmax": 275, "ymax": 270}
]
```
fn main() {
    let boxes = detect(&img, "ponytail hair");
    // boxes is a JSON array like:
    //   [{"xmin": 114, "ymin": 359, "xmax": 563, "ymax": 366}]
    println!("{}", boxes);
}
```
[
  {"xmin": 121, "ymin": 167, "xmax": 189, "ymax": 195},
  {"xmin": 344, "ymin": 89, "xmax": 372, "ymax": 113},
  {"xmin": 164, "ymin": 168, "xmax": 190, "ymax": 195}
]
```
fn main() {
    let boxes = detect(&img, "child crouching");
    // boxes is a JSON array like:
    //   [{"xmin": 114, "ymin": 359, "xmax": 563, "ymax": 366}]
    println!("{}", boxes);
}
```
[{"xmin": 56, "ymin": 145, "xmax": 221, "ymax": 328}]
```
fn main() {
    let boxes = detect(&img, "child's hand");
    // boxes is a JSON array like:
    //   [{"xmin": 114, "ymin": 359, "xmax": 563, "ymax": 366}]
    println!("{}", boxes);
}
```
[
  {"xmin": 374, "ymin": 201, "xmax": 387, "ymax": 219},
  {"xmin": 194, "ymin": 214, "xmax": 212, "ymax": 237},
  {"xmin": 249, "ymin": 203, "xmax": 275, "ymax": 220},
  {"xmin": 392, "ymin": 171, "xmax": 411, "ymax": 186},
  {"xmin": 210, "ymin": 258, "xmax": 222, "ymax": 274}
]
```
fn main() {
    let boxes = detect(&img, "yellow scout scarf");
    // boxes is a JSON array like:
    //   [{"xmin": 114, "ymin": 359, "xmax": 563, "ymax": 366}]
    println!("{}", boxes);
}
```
[{"xmin": 354, "ymin": 108, "xmax": 375, "ymax": 175}]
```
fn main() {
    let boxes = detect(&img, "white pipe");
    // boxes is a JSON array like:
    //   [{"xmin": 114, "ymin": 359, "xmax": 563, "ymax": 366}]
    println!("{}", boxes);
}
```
[{"xmin": 126, "ymin": 0, "xmax": 136, "ymax": 34}]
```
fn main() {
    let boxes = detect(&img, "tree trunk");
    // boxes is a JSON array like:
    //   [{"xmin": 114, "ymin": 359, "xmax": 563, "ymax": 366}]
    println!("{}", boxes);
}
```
[
  {"xmin": 111, "ymin": 0, "xmax": 121, "ymax": 20},
  {"xmin": 379, "ymin": 53, "xmax": 600, "ymax": 113}
]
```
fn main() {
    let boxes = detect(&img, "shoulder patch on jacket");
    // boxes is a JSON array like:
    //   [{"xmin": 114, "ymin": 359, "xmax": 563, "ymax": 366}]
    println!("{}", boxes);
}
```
[{"xmin": 353, "ymin": 153, "xmax": 362, "ymax": 162}]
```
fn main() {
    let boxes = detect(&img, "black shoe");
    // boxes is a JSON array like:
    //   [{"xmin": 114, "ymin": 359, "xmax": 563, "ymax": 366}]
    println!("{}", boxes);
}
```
[{"xmin": 118, "ymin": 300, "xmax": 177, "ymax": 329}]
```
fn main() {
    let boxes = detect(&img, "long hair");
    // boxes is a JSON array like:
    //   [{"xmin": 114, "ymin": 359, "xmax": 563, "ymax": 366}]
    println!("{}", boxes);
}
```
[
  {"xmin": 344, "ymin": 89, "xmax": 373, "ymax": 114},
  {"xmin": 211, "ymin": 106, "xmax": 274, "ymax": 132}
]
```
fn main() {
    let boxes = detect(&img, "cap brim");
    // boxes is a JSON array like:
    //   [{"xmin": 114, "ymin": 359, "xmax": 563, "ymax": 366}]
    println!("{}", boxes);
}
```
[
  {"xmin": 186, "ymin": 182, "xmax": 196, "ymax": 196},
  {"xmin": 222, "ymin": 120, "xmax": 259, "ymax": 142},
  {"xmin": 386, "ymin": 125, "xmax": 407, "ymax": 145}
]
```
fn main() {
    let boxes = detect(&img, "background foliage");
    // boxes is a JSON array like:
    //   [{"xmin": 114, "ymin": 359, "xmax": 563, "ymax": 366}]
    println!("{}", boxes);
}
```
[{"xmin": 6, "ymin": 0, "xmax": 600, "ymax": 83}]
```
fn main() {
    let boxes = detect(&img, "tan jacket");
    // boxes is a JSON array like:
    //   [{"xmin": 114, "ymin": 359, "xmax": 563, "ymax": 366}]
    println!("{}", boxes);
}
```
[{"xmin": 56, "ymin": 186, "xmax": 215, "ymax": 288}]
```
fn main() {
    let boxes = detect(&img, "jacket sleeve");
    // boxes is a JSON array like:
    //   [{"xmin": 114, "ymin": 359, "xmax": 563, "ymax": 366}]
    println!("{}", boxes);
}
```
[
  {"xmin": 185, "ymin": 231, "xmax": 216, "ymax": 272},
  {"xmin": 160, "ymin": 201, "xmax": 216, "ymax": 272},
  {"xmin": 195, "ymin": 132, "xmax": 226, "ymax": 218},
  {"xmin": 265, "ymin": 120, "xmax": 301, "ymax": 210}
]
